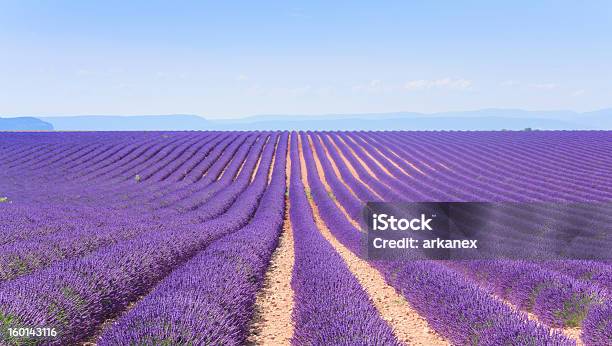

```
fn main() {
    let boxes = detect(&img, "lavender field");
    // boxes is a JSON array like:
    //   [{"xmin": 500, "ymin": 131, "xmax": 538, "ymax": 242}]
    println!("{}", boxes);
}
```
[{"xmin": 0, "ymin": 131, "xmax": 611, "ymax": 345}]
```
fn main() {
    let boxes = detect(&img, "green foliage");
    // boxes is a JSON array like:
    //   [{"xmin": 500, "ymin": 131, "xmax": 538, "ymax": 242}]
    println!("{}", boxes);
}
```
[
  {"xmin": 61, "ymin": 287, "xmax": 86, "ymax": 308},
  {"xmin": 579, "ymin": 271, "xmax": 595, "ymax": 281},
  {"xmin": 7, "ymin": 257, "xmax": 30, "ymax": 277},
  {"xmin": 47, "ymin": 302, "xmax": 68, "ymax": 327},
  {"xmin": 527, "ymin": 283, "xmax": 548, "ymax": 312},
  {"xmin": 304, "ymin": 187, "xmax": 312, "ymax": 200},
  {"xmin": 0, "ymin": 197, "xmax": 9, "ymax": 203},
  {"xmin": 0, "ymin": 311, "xmax": 17, "ymax": 329},
  {"xmin": 554, "ymin": 293, "xmax": 596, "ymax": 327}
]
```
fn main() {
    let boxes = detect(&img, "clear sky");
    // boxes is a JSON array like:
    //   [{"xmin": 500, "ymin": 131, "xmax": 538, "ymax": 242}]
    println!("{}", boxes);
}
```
[{"xmin": 1, "ymin": 1, "xmax": 611, "ymax": 118}]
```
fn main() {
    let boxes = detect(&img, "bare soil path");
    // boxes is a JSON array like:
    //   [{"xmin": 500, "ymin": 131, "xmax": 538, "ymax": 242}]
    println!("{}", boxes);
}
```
[
  {"xmin": 298, "ymin": 134, "xmax": 449, "ymax": 346},
  {"xmin": 247, "ymin": 136, "xmax": 295, "ymax": 345}
]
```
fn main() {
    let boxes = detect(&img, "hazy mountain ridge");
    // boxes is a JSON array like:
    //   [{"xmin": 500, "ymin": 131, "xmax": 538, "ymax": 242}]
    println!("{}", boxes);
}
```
[
  {"xmin": 41, "ymin": 115, "xmax": 211, "ymax": 131},
  {"xmin": 2, "ymin": 109, "xmax": 610, "ymax": 131},
  {"xmin": 0, "ymin": 117, "xmax": 54, "ymax": 131}
]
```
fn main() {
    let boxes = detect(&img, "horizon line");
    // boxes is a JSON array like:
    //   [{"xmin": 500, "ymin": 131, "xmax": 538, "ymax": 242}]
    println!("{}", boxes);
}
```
[{"xmin": 3, "ymin": 107, "xmax": 612, "ymax": 120}]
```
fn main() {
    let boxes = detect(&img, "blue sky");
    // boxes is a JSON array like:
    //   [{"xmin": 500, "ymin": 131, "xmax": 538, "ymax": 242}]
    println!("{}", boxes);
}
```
[{"xmin": 1, "ymin": 1, "xmax": 611, "ymax": 118}]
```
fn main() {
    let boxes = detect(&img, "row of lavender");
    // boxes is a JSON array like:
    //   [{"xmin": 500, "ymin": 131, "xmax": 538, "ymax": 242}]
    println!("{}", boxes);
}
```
[
  {"xmin": 1, "ymin": 130, "xmax": 611, "ymax": 345},
  {"xmin": 97, "ymin": 133, "xmax": 289, "ymax": 344},
  {"xmin": 0, "ymin": 132, "xmax": 292, "ymax": 344},
  {"xmin": 299, "ymin": 132, "xmax": 576, "ymax": 344},
  {"xmin": 300, "ymin": 131, "xmax": 611, "ymax": 345},
  {"xmin": 2, "ymin": 131, "xmax": 401, "ymax": 345},
  {"xmin": 98, "ymin": 131, "xmax": 399, "ymax": 345},
  {"xmin": 0, "ymin": 133, "xmax": 266, "ymax": 282}
]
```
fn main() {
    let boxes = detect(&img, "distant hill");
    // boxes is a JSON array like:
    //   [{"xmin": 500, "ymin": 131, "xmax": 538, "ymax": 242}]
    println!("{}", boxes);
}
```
[
  {"xmin": 0, "ymin": 117, "xmax": 53, "ymax": 131},
  {"xmin": 230, "ymin": 109, "xmax": 607, "ymax": 130},
  {"xmin": 582, "ymin": 109, "xmax": 612, "ymax": 129},
  {"xmin": 41, "ymin": 114, "xmax": 210, "ymax": 131},
  {"xmin": 222, "ymin": 116, "xmax": 582, "ymax": 131},
  {"xmin": 25, "ymin": 108, "xmax": 612, "ymax": 131}
]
